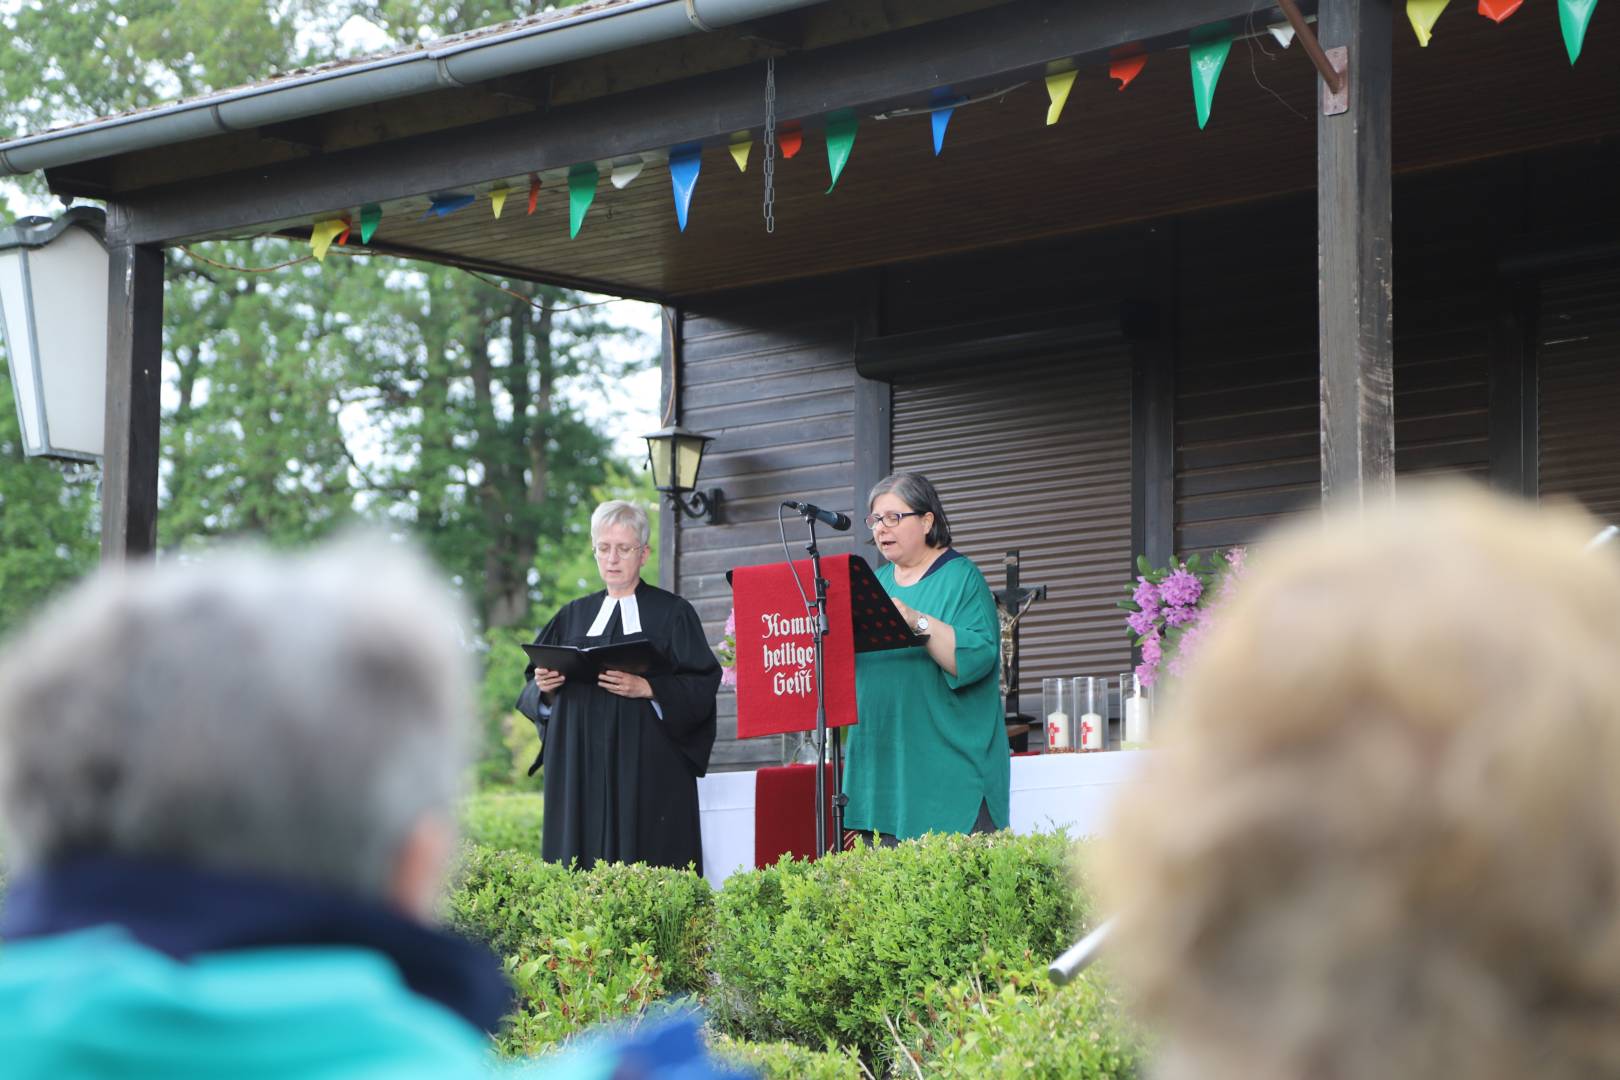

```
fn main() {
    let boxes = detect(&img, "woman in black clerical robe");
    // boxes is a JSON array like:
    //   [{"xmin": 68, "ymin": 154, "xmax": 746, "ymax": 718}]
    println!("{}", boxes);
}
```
[{"xmin": 522, "ymin": 499, "xmax": 721, "ymax": 871}]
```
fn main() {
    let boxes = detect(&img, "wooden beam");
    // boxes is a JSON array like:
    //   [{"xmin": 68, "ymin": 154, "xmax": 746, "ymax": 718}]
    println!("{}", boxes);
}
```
[
  {"xmin": 1317, "ymin": 0, "xmax": 1394, "ymax": 506},
  {"xmin": 101, "ymin": 236, "xmax": 164, "ymax": 561},
  {"xmin": 102, "ymin": 0, "xmax": 1312, "ymax": 247},
  {"xmin": 1127, "ymin": 221, "xmax": 1177, "ymax": 570}
]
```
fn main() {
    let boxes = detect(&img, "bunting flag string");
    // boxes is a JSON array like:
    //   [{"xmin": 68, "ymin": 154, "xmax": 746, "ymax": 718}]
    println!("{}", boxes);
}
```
[
  {"xmin": 669, "ymin": 144, "xmax": 702, "ymax": 232},
  {"xmin": 824, "ymin": 109, "xmax": 857, "ymax": 193},
  {"xmin": 1407, "ymin": 0, "xmax": 1451, "ymax": 46},
  {"xmin": 304, "ymin": 10, "xmax": 1602, "ymax": 253},
  {"xmin": 1189, "ymin": 36, "xmax": 1232, "ymax": 130},
  {"xmin": 1109, "ymin": 54, "xmax": 1147, "ymax": 91},
  {"xmin": 1559, "ymin": 0, "xmax": 1600, "ymax": 63},
  {"xmin": 611, "ymin": 157, "xmax": 645, "ymax": 189},
  {"xmin": 568, "ymin": 164, "xmax": 598, "ymax": 238},
  {"xmin": 1045, "ymin": 70, "xmax": 1077, "ymax": 124},
  {"xmin": 729, "ymin": 132, "xmax": 752, "ymax": 172}
]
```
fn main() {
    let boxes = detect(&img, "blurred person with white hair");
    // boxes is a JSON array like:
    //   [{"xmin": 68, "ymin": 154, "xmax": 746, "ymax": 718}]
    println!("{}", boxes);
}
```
[
  {"xmin": 1100, "ymin": 485, "xmax": 1620, "ymax": 1080},
  {"xmin": 521, "ymin": 499, "xmax": 721, "ymax": 871},
  {"xmin": 0, "ymin": 539, "xmax": 515, "ymax": 1077}
]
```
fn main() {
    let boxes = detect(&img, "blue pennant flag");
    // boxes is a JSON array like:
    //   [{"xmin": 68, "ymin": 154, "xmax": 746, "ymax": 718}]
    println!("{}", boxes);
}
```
[
  {"xmin": 669, "ymin": 143, "xmax": 702, "ymax": 232},
  {"xmin": 422, "ymin": 192, "xmax": 476, "ymax": 219},
  {"xmin": 930, "ymin": 88, "xmax": 960, "ymax": 156}
]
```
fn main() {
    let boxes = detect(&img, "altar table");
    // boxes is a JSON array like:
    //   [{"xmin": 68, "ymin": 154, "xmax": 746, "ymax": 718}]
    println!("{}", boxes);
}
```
[{"xmin": 695, "ymin": 750, "xmax": 1147, "ymax": 888}]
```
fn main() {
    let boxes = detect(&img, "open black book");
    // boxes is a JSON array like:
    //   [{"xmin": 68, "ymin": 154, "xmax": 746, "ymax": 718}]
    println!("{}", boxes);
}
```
[{"xmin": 521, "ymin": 638, "xmax": 670, "ymax": 682}]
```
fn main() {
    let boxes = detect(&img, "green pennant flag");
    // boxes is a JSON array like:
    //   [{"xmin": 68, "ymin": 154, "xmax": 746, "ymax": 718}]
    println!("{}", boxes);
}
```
[
  {"xmin": 824, "ymin": 109, "xmax": 858, "ymax": 194},
  {"xmin": 568, "ymin": 163, "xmax": 599, "ymax": 239},
  {"xmin": 359, "ymin": 203, "xmax": 381, "ymax": 244},
  {"xmin": 1189, "ymin": 37, "xmax": 1233, "ymax": 130},
  {"xmin": 1558, "ymin": 0, "xmax": 1600, "ymax": 64}
]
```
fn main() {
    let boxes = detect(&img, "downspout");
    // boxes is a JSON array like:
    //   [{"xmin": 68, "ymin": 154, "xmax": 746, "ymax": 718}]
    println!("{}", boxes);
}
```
[{"xmin": 0, "ymin": 0, "xmax": 828, "ymax": 177}]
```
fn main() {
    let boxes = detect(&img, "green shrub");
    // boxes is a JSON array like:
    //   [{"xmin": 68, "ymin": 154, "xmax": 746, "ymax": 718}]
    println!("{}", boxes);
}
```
[
  {"xmin": 448, "ymin": 844, "xmax": 715, "ymax": 1055},
  {"xmin": 497, "ymin": 925, "xmax": 667, "ymax": 1058},
  {"xmin": 459, "ymin": 791, "xmax": 543, "ymax": 853},
  {"xmin": 891, "ymin": 964, "xmax": 1146, "ymax": 1079},
  {"xmin": 449, "ymin": 845, "xmax": 712, "ymax": 994},
  {"xmin": 708, "ymin": 1033, "xmax": 867, "ymax": 1079},
  {"xmin": 708, "ymin": 830, "xmax": 1084, "ymax": 1060}
]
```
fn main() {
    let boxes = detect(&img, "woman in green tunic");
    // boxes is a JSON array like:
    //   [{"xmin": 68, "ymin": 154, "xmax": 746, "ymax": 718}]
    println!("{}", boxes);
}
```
[{"xmin": 844, "ymin": 472, "xmax": 1011, "ymax": 843}]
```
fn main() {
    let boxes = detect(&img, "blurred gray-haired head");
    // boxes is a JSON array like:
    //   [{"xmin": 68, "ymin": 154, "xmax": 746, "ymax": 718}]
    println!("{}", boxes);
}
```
[
  {"xmin": 591, "ymin": 499, "xmax": 651, "ymax": 547},
  {"xmin": 0, "ymin": 537, "xmax": 474, "ymax": 903}
]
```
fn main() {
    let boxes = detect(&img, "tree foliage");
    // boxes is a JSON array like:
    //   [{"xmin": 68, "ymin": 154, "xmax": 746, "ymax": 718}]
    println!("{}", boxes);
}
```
[{"xmin": 0, "ymin": 1, "xmax": 660, "ymax": 777}]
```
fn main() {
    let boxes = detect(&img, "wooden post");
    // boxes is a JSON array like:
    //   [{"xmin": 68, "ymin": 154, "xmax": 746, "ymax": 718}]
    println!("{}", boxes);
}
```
[
  {"xmin": 1317, "ymin": 0, "xmax": 1395, "ymax": 505},
  {"xmin": 101, "ymin": 236, "xmax": 164, "ymax": 560}
]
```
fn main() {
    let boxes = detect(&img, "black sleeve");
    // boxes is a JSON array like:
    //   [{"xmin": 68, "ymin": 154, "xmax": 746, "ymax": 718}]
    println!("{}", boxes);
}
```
[
  {"xmin": 521, "ymin": 609, "xmax": 568, "ymax": 777},
  {"xmin": 645, "ymin": 599, "xmax": 723, "ymax": 776}
]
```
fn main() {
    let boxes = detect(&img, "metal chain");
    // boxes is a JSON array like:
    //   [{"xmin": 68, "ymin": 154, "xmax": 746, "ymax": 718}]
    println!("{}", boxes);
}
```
[{"xmin": 762, "ymin": 56, "xmax": 777, "ymax": 235}]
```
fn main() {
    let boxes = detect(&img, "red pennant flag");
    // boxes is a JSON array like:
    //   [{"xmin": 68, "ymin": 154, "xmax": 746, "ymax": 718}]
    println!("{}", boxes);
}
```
[
  {"xmin": 527, "ymin": 174, "xmax": 540, "ymax": 216},
  {"xmin": 1478, "ymin": 0, "xmax": 1522, "ymax": 20},
  {"xmin": 777, "ymin": 120, "xmax": 803, "ymax": 159},
  {"xmin": 337, "ymin": 215, "xmax": 352, "ymax": 246},
  {"xmin": 1110, "ymin": 54, "xmax": 1147, "ymax": 91}
]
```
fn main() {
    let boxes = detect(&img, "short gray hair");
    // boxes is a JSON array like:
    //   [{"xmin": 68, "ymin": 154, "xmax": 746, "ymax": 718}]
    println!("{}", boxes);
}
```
[
  {"xmin": 868, "ymin": 472, "xmax": 953, "ymax": 548},
  {"xmin": 0, "ymin": 537, "xmax": 474, "ymax": 903},
  {"xmin": 590, "ymin": 500, "xmax": 651, "ymax": 547}
]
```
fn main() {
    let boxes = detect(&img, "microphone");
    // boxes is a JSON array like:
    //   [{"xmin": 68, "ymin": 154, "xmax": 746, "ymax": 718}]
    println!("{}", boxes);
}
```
[{"xmin": 783, "ymin": 500, "xmax": 851, "ymax": 531}]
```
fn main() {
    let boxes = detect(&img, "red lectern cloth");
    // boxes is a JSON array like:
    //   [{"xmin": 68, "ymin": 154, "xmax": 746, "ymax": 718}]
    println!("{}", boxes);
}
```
[
  {"xmin": 754, "ymin": 764, "xmax": 837, "ymax": 868},
  {"xmin": 732, "ymin": 556, "xmax": 858, "ymax": 738}
]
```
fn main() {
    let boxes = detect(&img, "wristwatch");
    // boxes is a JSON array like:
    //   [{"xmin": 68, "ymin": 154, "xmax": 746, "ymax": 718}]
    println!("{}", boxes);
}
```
[{"xmin": 913, "ymin": 615, "xmax": 930, "ymax": 634}]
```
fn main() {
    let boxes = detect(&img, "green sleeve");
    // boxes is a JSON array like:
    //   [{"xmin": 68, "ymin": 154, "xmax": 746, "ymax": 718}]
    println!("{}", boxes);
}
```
[{"xmin": 940, "ymin": 565, "xmax": 1000, "ymax": 692}]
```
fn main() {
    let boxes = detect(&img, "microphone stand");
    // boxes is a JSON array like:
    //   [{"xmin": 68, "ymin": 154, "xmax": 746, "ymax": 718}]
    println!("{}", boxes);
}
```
[{"xmin": 798, "ymin": 509, "xmax": 842, "ymax": 856}]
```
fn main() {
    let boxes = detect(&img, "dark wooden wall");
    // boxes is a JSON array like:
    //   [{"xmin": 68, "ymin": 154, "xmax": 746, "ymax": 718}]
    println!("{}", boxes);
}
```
[{"xmin": 677, "ymin": 140, "xmax": 1620, "ymax": 771}]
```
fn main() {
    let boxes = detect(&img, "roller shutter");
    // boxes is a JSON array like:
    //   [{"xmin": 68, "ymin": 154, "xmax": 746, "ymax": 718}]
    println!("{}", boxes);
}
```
[
  {"xmin": 1540, "ymin": 270, "xmax": 1620, "ymax": 524},
  {"xmin": 890, "ymin": 347, "xmax": 1134, "ymax": 708}
]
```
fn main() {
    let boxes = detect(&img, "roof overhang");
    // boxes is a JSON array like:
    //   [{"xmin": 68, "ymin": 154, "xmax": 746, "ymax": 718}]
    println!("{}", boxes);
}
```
[{"xmin": 11, "ymin": 0, "xmax": 1619, "ymax": 302}]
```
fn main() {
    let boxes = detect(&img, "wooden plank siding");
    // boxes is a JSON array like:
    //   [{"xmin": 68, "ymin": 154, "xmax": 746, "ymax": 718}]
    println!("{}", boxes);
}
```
[{"xmin": 675, "ymin": 276, "xmax": 868, "ymax": 770}]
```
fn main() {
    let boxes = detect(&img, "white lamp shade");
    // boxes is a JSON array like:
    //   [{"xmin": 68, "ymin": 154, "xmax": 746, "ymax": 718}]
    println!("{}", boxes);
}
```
[
  {"xmin": 642, "ymin": 424, "xmax": 713, "ymax": 493},
  {"xmin": 0, "ymin": 210, "xmax": 109, "ymax": 461}
]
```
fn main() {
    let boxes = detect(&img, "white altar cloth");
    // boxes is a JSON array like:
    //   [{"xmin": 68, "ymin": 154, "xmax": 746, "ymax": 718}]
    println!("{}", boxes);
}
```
[{"xmin": 695, "ymin": 750, "xmax": 1147, "ymax": 888}]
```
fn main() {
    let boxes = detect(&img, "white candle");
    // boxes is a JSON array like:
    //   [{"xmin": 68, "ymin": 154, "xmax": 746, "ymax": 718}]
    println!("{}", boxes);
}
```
[
  {"xmin": 1123, "ymin": 694, "xmax": 1151, "ymax": 747},
  {"xmin": 1079, "ymin": 712, "xmax": 1103, "ymax": 751},
  {"xmin": 1046, "ymin": 711, "xmax": 1072, "ymax": 750}
]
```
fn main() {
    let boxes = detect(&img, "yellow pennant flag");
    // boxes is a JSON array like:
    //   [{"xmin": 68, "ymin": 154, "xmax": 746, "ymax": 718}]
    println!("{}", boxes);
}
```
[
  {"xmin": 729, "ymin": 133, "xmax": 752, "ymax": 172},
  {"xmin": 309, "ymin": 219, "xmax": 346, "ymax": 262},
  {"xmin": 490, "ymin": 186, "xmax": 508, "ymax": 219},
  {"xmin": 1045, "ymin": 70, "xmax": 1078, "ymax": 126},
  {"xmin": 1407, "ymin": 0, "xmax": 1450, "ymax": 46}
]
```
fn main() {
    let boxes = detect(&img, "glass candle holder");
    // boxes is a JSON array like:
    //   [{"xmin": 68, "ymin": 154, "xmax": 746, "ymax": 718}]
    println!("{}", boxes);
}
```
[
  {"xmin": 1119, "ymin": 672, "xmax": 1152, "ymax": 748},
  {"xmin": 1041, "ymin": 677, "xmax": 1074, "ymax": 751},
  {"xmin": 1073, "ymin": 676, "xmax": 1107, "ymax": 751}
]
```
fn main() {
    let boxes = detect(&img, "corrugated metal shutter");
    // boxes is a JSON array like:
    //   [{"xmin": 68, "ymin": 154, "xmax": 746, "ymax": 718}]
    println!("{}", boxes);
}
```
[
  {"xmin": 1539, "ymin": 270, "xmax": 1620, "ymax": 523},
  {"xmin": 891, "ymin": 348, "xmax": 1134, "ymax": 704}
]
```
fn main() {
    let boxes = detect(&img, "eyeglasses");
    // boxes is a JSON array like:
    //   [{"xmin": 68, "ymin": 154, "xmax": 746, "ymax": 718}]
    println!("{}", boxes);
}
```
[
  {"xmin": 594, "ymin": 543, "xmax": 644, "ymax": 559},
  {"xmin": 864, "ymin": 510, "xmax": 925, "ymax": 530}
]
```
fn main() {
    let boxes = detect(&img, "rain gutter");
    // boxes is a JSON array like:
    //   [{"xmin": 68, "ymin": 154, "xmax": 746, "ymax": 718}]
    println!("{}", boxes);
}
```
[{"xmin": 0, "ymin": 0, "xmax": 829, "ymax": 177}]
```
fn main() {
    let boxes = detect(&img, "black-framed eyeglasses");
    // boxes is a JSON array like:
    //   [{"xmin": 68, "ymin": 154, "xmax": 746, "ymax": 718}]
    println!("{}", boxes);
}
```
[{"xmin": 864, "ymin": 510, "xmax": 925, "ymax": 530}]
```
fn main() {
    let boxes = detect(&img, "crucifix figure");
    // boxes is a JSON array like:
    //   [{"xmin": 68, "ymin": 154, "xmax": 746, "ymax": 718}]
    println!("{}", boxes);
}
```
[{"xmin": 993, "ymin": 550, "xmax": 1047, "ymax": 752}]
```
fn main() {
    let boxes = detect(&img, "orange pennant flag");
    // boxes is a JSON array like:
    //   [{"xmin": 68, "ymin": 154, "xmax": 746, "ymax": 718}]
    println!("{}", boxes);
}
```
[{"xmin": 527, "ymin": 174, "xmax": 540, "ymax": 216}]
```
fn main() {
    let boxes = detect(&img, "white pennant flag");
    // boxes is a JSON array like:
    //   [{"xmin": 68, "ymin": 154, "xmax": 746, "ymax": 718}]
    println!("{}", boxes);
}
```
[
  {"xmin": 610, "ymin": 158, "xmax": 645, "ymax": 190},
  {"xmin": 1268, "ymin": 22, "xmax": 1297, "ymax": 47}
]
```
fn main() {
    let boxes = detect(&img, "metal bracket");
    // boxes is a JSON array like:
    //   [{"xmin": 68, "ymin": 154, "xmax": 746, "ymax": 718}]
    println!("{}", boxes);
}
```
[{"xmin": 1322, "ymin": 46, "xmax": 1349, "ymax": 116}]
